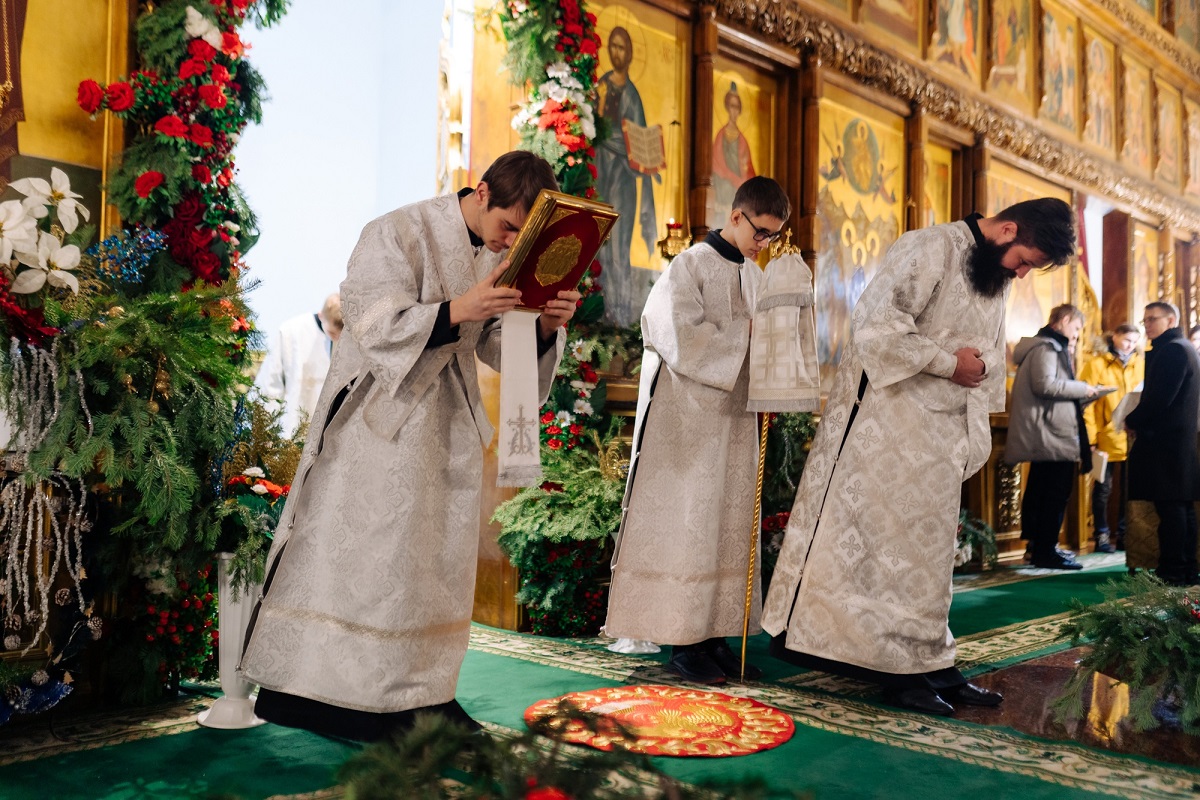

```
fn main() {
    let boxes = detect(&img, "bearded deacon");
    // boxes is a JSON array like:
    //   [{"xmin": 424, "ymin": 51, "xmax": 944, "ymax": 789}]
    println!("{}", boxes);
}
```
[{"xmin": 761, "ymin": 199, "xmax": 1077, "ymax": 716}]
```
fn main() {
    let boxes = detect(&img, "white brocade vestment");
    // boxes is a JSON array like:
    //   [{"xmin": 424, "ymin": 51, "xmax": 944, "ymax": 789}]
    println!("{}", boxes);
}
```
[
  {"xmin": 761, "ymin": 220, "xmax": 1007, "ymax": 675},
  {"xmin": 239, "ymin": 194, "xmax": 564, "ymax": 713},
  {"xmin": 254, "ymin": 313, "xmax": 331, "ymax": 436},
  {"xmin": 604, "ymin": 242, "xmax": 763, "ymax": 645}
]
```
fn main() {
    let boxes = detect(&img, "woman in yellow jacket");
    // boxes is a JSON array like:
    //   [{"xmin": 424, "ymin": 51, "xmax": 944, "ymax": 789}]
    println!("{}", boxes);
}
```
[{"xmin": 1080, "ymin": 324, "xmax": 1144, "ymax": 551}]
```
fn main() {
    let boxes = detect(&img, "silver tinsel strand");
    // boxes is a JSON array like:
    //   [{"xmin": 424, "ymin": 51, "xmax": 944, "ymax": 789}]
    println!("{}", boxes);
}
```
[{"xmin": 0, "ymin": 339, "xmax": 90, "ymax": 655}]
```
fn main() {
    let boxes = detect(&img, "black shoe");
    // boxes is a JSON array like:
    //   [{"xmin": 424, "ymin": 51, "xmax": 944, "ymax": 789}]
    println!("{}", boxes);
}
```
[
  {"xmin": 666, "ymin": 646, "xmax": 727, "ymax": 685},
  {"xmin": 940, "ymin": 682, "xmax": 1003, "ymax": 707},
  {"xmin": 881, "ymin": 687, "xmax": 954, "ymax": 716},
  {"xmin": 702, "ymin": 638, "xmax": 763, "ymax": 681},
  {"xmin": 423, "ymin": 699, "xmax": 483, "ymax": 733},
  {"xmin": 1031, "ymin": 552, "xmax": 1083, "ymax": 570}
]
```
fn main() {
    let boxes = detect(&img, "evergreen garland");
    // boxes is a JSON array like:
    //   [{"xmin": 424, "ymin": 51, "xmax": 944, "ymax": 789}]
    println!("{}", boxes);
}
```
[
  {"xmin": 338, "ymin": 702, "xmax": 802, "ymax": 800},
  {"xmin": 0, "ymin": 0, "xmax": 288, "ymax": 717},
  {"xmin": 1058, "ymin": 572, "xmax": 1200, "ymax": 732}
]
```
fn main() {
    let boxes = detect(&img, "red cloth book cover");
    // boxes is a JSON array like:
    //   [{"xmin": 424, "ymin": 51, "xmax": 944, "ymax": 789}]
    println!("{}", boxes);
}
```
[{"xmin": 498, "ymin": 190, "xmax": 619, "ymax": 311}]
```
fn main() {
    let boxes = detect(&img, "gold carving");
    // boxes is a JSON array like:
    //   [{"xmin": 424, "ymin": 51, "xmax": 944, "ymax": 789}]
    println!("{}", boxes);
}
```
[
  {"xmin": 595, "ymin": 216, "xmax": 613, "ymax": 239},
  {"xmin": 710, "ymin": 0, "xmax": 1200, "ymax": 231},
  {"xmin": 550, "ymin": 208, "xmax": 574, "ymax": 227},
  {"xmin": 535, "ymin": 235, "xmax": 582, "ymax": 287},
  {"xmin": 997, "ymin": 462, "xmax": 1022, "ymax": 532}
]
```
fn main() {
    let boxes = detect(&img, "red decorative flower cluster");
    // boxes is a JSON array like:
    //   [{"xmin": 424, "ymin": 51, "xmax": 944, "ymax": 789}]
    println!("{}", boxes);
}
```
[
  {"xmin": 77, "ymin": 1, "xmax": 260, "ymax": 287},
  {"xmin": 139, "ymin": 564, "xmax": 218, "ymax": 684},
  {"xmin": 762, "ymin": 511, "xmax": 791, "ymax": 533},
  {"xmin": 0, "ymin": 272, "xmax": 60, "ymax": 346},
  {"xmin": 539, "ymin": 411, "xmax": 584, "ymax": 451}
]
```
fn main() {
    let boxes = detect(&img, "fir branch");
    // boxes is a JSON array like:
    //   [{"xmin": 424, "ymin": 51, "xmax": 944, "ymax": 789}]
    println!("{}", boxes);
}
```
[{"xmin": 135, "ymin": 1, "xmax": 195, "ymax": 76}]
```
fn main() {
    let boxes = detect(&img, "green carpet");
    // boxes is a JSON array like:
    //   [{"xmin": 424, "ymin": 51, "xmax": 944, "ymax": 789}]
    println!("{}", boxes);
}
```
[{"xmin": 0, "ymin": 558, "xmax": 1191, "ymax": 800}]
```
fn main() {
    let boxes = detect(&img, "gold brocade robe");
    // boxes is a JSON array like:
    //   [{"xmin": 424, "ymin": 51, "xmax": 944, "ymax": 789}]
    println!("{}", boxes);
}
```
[
  {"xmin": 761, "ymin": 220, "xmax": 1006, "ymax": 675},
  {"xmin": 604, "ymin": 242, "xmax": 762, "ymax": 645},
  {"xmin": 239, "ymin": 194, "xmax": 563, "ymax": 713}
]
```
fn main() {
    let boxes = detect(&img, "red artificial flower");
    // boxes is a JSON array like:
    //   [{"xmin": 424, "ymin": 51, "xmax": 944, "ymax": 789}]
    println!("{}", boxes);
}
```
[
  {"xmin": 77, "ymin": 79, "xmax": 103, "ymax": 113},
  {"xmin": 221, "ymin": 31, "xmax": 245, "ymax": 58},
  {"xmin": 230, "ymin": 316, "xmax": 251, "ymax": 334},
  {"xmin": 174, "ymin": 193, "xmax": 206, "ymax": 224},
  {"xmin": 197, "ymin": 84, "xmax": 227, "ymax": 109},
  {"xmin": 526, "ymin": 788, "xmax": 572, "ymax": 800},
  {"xmin": 546, "ymin": 438, "xmax": 563, "ymax": 450},
  {"xmin": 188, "ymin": 38, "xmax": 219, "ymax": 62},
  {"xmin": 280, "ymin": 484, "xmax": 291, "ymax": 496},
  {"xmin": 255, "ymin": 479, "xmax": 285, "ymax": 499},
  {"xmin": 155, "ymin": 115, "xmax": 190, "ymax": 138},
  {"xmin": 539, "ymin": 481, "xmax": 564, "ymax": 492},
  {"xmin": 189, "ymin": 123, "xmax": 214, "ymax": 148},
  {"xmin": 192, "ymin": 164, "xmax": 212, "ymax": 183},
  {"xmin": 568, "ymin": 424, "xmax": 583, "ymax": 435},
  {"xmin": 211, "ymin": 63, "xmax": 232, "ymax": 84},
  {"xmin": 541, "ymin": 411, "xmax": 554, "ymax": 423},
  {"xmin": 179, "ymin": 58, "xmax": 210, "ymax": 81},
  {"xmin": 545, "ymin": 425, "xmax": 562, "ymax": 435},
  {"xmin": 104, "ymin": 81, "xmax": 135, "ymax": 112},
  {"xmin": 217, "ymin": 167, "xmax": 234, "ymax": 187},
  {"xmin": 587, "ymin": 163, "xmax": 598, "ymax": 179},
  {"xmin": 135, "ymin": 170, "xmax": 165, "ymax": 198},
  {"xmin": 227, "ymin": 474, "xmax": 249, "ymax": 486},
  {"xmin": 588, "ymin": 260, "xmax": 601, "ymax": 277},
  {"xmin": 564, "ymin": 23, "xmax": 583, "ymax": 36},
  {"xmin": 192, "ymin": 249, "xmax": 223, "ymax": 283},
  {"xmin": 189, "ymin": 227, "xmax": 216, "ymax": 252},
  {"xmin": 580, "ymin": 39, "xmax": 598, "ymax": 56}
]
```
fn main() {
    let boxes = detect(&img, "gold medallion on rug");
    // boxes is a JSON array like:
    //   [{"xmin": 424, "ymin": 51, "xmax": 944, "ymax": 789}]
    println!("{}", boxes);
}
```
[{"xmin": 524, "ymin": 684, "xmax": 794, "ymax": 757}]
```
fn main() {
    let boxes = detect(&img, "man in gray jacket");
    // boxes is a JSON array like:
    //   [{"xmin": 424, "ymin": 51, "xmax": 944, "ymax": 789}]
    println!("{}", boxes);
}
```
[{"xmin": 1006, "ymin": 304, "xmax": 1111, "ymax": 569}]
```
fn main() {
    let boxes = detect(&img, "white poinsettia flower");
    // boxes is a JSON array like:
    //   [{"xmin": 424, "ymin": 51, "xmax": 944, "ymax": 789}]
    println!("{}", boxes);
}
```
[
  {"xmin": 184, "ymin": 5, "xmax": 224, "ymax": 49},
  {"xmin": 242, "ymin": 466, "xmax": 265, "ymax": 478},
  {"xmin": 250, "ymin": 483, "xmax": 269, "ymax": 495},
  {"xmin": 0, "ymin": 200, "xmax": 37, "ymax": 263},
  {"xmin": 10, "ymin": 168, "xmax": 90, "ymax": 234},
  {"xmin": 11, "ymin": 231, "xmax": 80, "ymax": 294}
]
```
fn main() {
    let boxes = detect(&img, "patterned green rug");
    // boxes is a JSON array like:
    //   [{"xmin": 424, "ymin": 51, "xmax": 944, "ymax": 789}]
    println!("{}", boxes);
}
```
[{"xmin": 2, "ymin": 555, "xmax": 1192, "ymax": 800}]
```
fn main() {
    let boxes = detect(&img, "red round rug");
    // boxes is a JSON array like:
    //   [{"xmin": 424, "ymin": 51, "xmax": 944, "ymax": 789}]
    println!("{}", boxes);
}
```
[{"xmin": 524, "ymin": 684, "xmax": 794, "ymax": 757}]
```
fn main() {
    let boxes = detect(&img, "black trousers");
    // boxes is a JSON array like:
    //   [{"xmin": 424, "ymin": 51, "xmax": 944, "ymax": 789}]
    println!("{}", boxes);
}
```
[
  {"xmin": 1153, "ymin": 500, "xmax": 1198, "ymax": 581},
  {"xmin": 1090, "ymin": 461, "xmax": 1129, "ymax": 536},
  {"xmin": 1021, "ymin": 461, "xmax": 1077, "ymax": 557}
]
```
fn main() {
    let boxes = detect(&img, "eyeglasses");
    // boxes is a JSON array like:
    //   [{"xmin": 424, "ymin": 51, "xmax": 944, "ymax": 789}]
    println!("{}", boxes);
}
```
[
  {"xmin": 737, "ymin": 210, "xmax": 783, "ymax": 243},
  {"xmin": 1141, "ymin": 315, "xmax": 1168, "ymax": 325}
]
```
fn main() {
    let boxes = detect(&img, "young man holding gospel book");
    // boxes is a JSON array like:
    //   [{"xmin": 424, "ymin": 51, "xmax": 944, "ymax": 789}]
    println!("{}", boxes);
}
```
[
  {"xmin": 603, "ymin": 176, "xmax": 791, "ymax": 684},
  {"xmin": 239, "ymin": 150, "xmax": 580, "ymax": 740}
]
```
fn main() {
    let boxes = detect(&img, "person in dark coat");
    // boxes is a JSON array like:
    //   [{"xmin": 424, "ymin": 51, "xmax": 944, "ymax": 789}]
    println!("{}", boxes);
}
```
[{"xmin": 1125, "ymin": 301, "xmax": 1200, "ymax": 586}]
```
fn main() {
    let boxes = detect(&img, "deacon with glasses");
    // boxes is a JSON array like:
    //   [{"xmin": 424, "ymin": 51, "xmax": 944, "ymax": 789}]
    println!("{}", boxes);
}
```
[
  {"xmin": 604, "ymin": 177, "xmax": 792, "ymax": 685},
  {"xmin": 763, "ymin": 199, "xmax": 1078, "ymax": 716}
]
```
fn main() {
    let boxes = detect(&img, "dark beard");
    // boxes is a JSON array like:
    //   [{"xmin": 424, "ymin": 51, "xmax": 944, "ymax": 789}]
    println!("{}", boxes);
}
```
[{"xmin": 966, "ymin": 237, "xmax": 1016, "ymax": 299}]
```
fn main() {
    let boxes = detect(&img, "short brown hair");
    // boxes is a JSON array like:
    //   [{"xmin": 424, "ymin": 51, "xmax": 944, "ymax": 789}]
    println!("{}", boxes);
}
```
[
  {"xmin": 1048, "ymin": 303, "xmax": 1084, "ymax": 326},
  {"xmin": 733, "ymin": 176, "xmax": 791, "ymax": 222},
  {"xmin": 479, "ymin": 151, "xmax": 559, "ymax": 213}
]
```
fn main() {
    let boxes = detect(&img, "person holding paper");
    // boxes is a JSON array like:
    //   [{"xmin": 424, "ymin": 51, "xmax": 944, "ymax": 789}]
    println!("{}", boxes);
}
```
[
  {"xmin": 1125, "ymin": 301, "xmax": 1200, "ymax": 586},
  {"xmin": 763, "ymin": 199, "xmax": 1077, "ymax": 716},
  {"xmin": 604, "ymin": 177, "xmax": 790, "ymax": 685},
  {"xmin": 1080, "ymin": 323, "xmax": 1143, "ymax": 552},
  {"xmin": 239, "ymin": 150, "xmax": 577, "ymax": 740},
  {"xmin": 1006, "ymin": 304, "xmax": 1112, "ymax": 570}
]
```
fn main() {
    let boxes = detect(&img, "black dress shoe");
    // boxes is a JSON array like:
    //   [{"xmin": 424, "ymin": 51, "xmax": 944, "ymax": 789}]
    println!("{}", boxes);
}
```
[
  {"xmin": 1031, "ymin": 552, "xmax": 1083, "ymax": 570},
  {"xmin": 702, "ymin": 638, "xmax": 763, "ymax": 681},
  {"xmin": 940, "ymin": 682, "xmax": 1003, "ymax": 707},
  {"xmin": 881, "ymin": 687, "xmax": 954, "ymax": 716},
  {"xmin": 666, "ymin": 646, "xmax": 727, "ymax": 685}
]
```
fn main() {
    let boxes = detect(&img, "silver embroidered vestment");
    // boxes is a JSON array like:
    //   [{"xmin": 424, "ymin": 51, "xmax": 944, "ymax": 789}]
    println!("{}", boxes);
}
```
[
  {"xmin": 604, "ymin": 242, "xmax": 762, "ymax": 645},
  {"xmin": 239, "ymin": 194, "xmax": 563, "ymax": 713},
  {"xmin": 761, "ymin": 220, "xmax": 1006, "ymax": 675}
]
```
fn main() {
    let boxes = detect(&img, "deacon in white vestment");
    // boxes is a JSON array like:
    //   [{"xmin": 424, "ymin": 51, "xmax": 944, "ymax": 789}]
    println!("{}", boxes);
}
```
[
  {"xmin": 605, "ymin": 177, "xmax": 791, "ymax": 685},
  {"xmin": 761, "ymin": 199, "xmax": 1077, "ymax": 716},
  {"xmin": 239, "ymin": 152, "xmax": 577, "ymax": 740},
  {"xmin": 254, "ymin": 293, "xmax": 343, "ymax": 436}
]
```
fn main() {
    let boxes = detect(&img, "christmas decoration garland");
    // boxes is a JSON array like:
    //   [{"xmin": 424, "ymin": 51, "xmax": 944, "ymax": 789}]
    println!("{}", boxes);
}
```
[{"xmin": 0, "ymin": 0, "xmax": 289, "ymax": 719}]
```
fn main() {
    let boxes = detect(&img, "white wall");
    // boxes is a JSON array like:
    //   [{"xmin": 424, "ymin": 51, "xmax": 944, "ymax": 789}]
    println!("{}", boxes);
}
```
[{"xmin": 237, "ymin": 0, "xmax": 443, "ymax": 338}]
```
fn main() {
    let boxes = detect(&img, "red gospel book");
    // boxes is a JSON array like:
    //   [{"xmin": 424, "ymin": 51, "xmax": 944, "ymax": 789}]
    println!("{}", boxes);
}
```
[{"xmin": 497, "ymin": 190, "xmax": 619, "ymax": 311}]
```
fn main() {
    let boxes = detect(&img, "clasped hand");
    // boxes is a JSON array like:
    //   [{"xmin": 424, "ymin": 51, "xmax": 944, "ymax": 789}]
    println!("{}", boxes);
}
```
[
  {"xmin": 951, "ymin": 347, "xmax": 986, "ymax": 388},
  {"xmin": 448, "ymin": 261, "xmax": 581, "ymax": 337}
]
